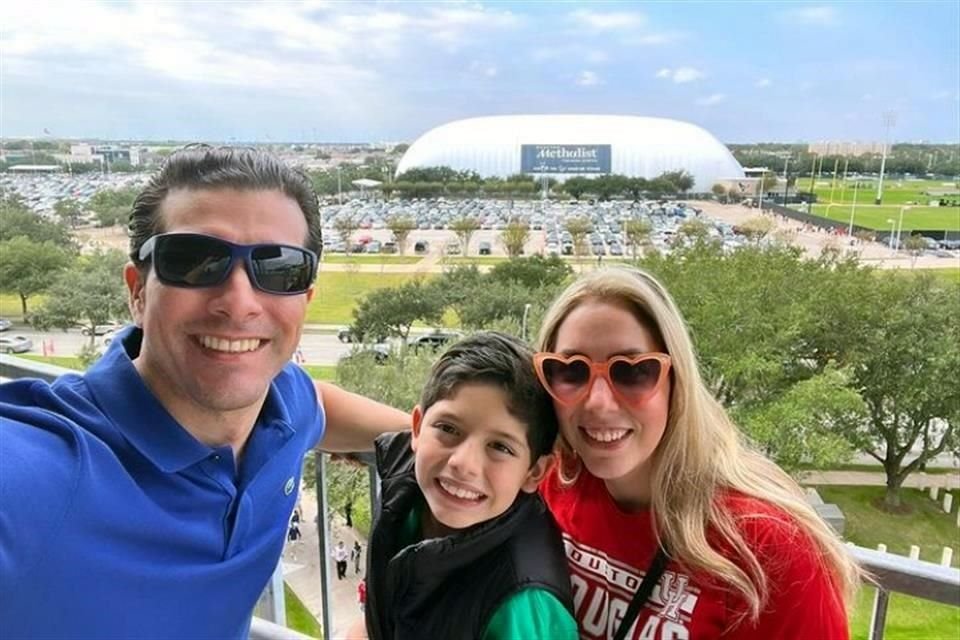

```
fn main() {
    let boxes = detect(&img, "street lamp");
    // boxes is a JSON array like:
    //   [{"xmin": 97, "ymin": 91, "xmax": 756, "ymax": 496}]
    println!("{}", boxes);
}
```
[
  {"xmin": 886, "ymin": 218, "xmax": 896, "ymax": 256},
  {"xmin": 875, "ymin": 111, "xmax": 896, "ymax": 205},
  {"xmin": 847, "ymin": 180, "xmax": 860, "ymax": 237},
  {"xmin": 782, "ymin": 156, "xmax": 791, "ymax": 206},
  {"xmin": 337, "ymin": 166, "xmax": 343, "ymax": 205},
  {"xmin": 521, "ymin": 303, "xmax": 532, "ymax": 342},
  {"xmin": 895, "ymin": 205, "xmax": 910, "ymax": 253}
]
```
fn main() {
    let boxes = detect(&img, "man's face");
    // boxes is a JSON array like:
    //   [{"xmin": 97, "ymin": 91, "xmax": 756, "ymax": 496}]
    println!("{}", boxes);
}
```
[{"xmin": 125, "ymin": 188, "xmax": 314, "ymax": 422}]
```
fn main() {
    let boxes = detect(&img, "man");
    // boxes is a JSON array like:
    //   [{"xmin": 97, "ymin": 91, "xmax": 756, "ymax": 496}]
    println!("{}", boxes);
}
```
[
  {"xmin": 334, "ymin": 540, "xmax": 349, "ymax": 580},
  {"xmin": 0, "ymin": 146, "xmax": 408, "ymax": 639}
]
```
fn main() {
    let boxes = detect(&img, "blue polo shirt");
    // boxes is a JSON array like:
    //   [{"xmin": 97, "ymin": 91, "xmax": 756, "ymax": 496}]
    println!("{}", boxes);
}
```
[{"xmin": 0, "ymin": 327, "xmax": 324, "ymax": 639}]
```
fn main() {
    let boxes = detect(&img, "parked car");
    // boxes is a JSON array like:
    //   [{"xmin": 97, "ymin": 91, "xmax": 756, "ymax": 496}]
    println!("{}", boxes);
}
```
[
  {"xmin": 414, "ymin": 240, "xmax": 430, "ymax": 254},
  {"xmin": 409, "ymin": 330, "xmax": 463, "ymax": 353},
  {"xmin": 478, "ymin": 241, "xmax": 492, "ymax": 255},
  {"xmin": 445, "ymin": 241, "xmax": 461, "ymax": 255},
  {"xmin": 340, "ymin": 343, "xmax": 391, "ymax": 365},
  {"xmin": 0, "ymin": 335, "xmax": 33, "ymax": 354},
  {"xmin": 337, "ymin": 326, "xmax": 357, "ymax": 343},
  {"xmin": 0, "ymin": 318, "xmax": 12, "ymax": 332},
  {"xmin": 81, "ymin": 321, "xmax": 123, "ymax": 337}
]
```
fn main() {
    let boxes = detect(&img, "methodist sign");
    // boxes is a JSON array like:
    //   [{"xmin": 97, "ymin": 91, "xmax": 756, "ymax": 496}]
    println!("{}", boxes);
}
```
[{"xmin": 520, "ymin": 144, "xmax": 612, "ymax": 174}]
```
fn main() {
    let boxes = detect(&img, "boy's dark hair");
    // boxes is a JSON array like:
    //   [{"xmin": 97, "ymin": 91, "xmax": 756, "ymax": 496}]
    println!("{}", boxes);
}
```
[
  {"xmin": 419, "ymin": 331, "xmax": 558, "ymax": 462},
  {"xmin": 128, "ymin": 144, "xmax": 322, "ymax": 265}
]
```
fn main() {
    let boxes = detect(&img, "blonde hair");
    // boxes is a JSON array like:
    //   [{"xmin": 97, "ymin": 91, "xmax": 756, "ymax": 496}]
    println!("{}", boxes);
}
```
[{"xmin": 537, "ymin": 266, "xmax": 861, "ymax": 622}]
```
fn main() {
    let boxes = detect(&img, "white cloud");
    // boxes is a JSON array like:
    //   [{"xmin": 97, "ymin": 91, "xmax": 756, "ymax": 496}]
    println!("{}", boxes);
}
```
[
  {"xmin": 655, "ymin": 67, "xmax": 704, "ymax": 83},
  {"xmin": 628, "ymin": 31, "xmax": 684, "ymax": 46},
  {"xmin": 782, "ymin": 6, "xmax": 839, "ymax": 26},
  {"xmin": 469, "ymin": 61, "xmax": 498, "ymax": 78},
  {"xmin": 696, "ymin": 93, "xmax": 726, "ymax": 106},
  {"xmin": 568, "ymin": 9, "xmax": 646, "ymax": 31},
  {"xmin": 531, "ymin": 46, "xmax": 609, "ymax": 64},
  {"xmin": 576, "ymin": 71, "xmax": 602, "ymax": 87},
  {"xmin": 755, "ymin": 78, "xmax": 772, "ymax": 88}
]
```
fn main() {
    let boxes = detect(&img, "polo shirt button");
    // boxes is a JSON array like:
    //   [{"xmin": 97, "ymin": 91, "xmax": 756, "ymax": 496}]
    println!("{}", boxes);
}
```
[{"xmin": 284, "ymin": 477, "xmax": 295, "ymax": 496}]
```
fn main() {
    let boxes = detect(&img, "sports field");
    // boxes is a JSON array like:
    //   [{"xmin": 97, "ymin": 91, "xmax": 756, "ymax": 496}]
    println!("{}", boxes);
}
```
[{"xmin": 802, "ymin": 178, "xmax": 960, "ymax": 231}]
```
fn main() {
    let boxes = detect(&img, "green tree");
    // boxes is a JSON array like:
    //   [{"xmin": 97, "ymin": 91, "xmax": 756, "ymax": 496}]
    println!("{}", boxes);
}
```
[
  {"xmin": 833, "ymin": 273, "xmax": 960, "ymax": 509},
  {"xmin": 31, "ymin": 250, "xmax": 130, "ymax": 346},
  {"xmin": 711, "ymin": 183, "xmax": 727, "ymax": 202},
  {"xmin": 904, "ymin": 234, "xmax": 927, "ymax": 267},
  {"xmin": 88, "ymin": 186, "xmax": 138, "ymax": 228},
  {"xmin": 623, "ymin": 219, "xmax": 653, "ymax": 261},
  {"xmin": 674, "ymin": 219, "xmax": 712, "ymax": 245},
  {"xmin": 562, "ymin": 177, "xmax": 590, "ymax": 200},
  {"xmin": 738, "ymin": 216, "xmax": 776, "ymax": 244},
  {"xmin": 53, "ymin": 198, "xmax": 84, "ymax": 228},
  {"xmin": 351, "ymin": 279, "xmax": 445, "ymax": 342},
  {"xmin": 0, "ymin": 237, "xmax": 71, "ymax": 316},
  {"xmin": 333, "ymin": 215, "xmax": 359, "ymax": 255},
  {"xmin": 450, "ymin": 216, "xmax": 480, "ymax": 256},
  {"xmin": 488, "ymin": 255, "xmax": 572, "ymax": 290},
  {"xmin": 500, "ymin": 219, "xmax": 530, "ymax": 257},
  {"xmin": 563, "ymin": 217, "xmax": 592, "ymax": 264},
  {"xmin": 660, "ymin": 170, "xmax": 695, "ymax": 193},
  {"xmin": 387, "ymin": 216, "xmax": 416, "ymax": 256},
  {"xmin": 0, "ymin": 196, "xmax": 74, "ymax": 249}
]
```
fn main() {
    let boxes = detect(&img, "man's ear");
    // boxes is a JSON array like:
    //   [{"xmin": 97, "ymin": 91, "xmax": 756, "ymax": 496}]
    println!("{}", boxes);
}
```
[
  {"xmin": 124, "ymin": 262, "xmax": 146, "ymax": 325},
  {"xmin": 410, "ymin": 405, "xmax": 423, "ymax": 452},
  {"xmin": 520, "ymin": 453, "xmax": 552, "ymax": 494}
]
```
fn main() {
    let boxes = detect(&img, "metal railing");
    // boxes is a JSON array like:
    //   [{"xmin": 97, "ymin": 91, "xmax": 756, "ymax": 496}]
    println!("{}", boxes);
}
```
[{"xmin": 3, "ymin": 353, "xmax": 958, "ymax": 640}]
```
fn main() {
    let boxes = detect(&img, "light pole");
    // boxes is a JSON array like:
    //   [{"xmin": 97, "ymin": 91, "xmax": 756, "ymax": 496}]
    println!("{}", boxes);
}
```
[
  {"xmin": 847, "ymin": 180, "xmax": 860, "ymax": 236},
  {"xmin": 887, "ymin": 218, "xmax": 896, "ymax": 256},
  {"xmin": 782, "ymin": 156, "xmax": 791, "ymax": 206},
  {"xmin": 875, "ymin": 111, "xmax": 896, "ymax": 205},
  {"xmin": 895, "ymin": 205, "xmax": 910, "ymax": 253},
  {"xmin": 521, "ymin": 303, "xmax": 532, "ymax": 342},
  {"xmin": 337, "ymin": 166, "xmax": 343, "ymax": 205}
]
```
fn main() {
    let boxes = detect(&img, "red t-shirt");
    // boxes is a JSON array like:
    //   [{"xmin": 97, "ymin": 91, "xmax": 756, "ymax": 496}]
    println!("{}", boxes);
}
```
[
  {"xmin": 540, "ymin": 467, "xmax": 849, "ymax": 640},
  {"xmin": 358, "ymin": 579, "xmax": 367, "ymax": 604}
]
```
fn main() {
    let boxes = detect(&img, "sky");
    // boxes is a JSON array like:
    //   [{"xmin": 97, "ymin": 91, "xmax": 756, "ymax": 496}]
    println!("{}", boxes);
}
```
[{"xmin": 2, "ymin": 1, "xmax": 959, "ymax": 144}]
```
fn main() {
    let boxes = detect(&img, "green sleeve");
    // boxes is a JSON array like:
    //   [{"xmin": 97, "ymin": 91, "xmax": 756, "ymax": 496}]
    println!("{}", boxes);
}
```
[{"xmin": 481, "ymin": 588, "xmax": 578, "ymax": 640}]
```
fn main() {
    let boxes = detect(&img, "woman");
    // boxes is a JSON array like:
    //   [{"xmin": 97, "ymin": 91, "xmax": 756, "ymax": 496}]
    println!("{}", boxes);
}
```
[{"xmin": 534, "ymin": 267, "xmax": 860, "ymax": 640}]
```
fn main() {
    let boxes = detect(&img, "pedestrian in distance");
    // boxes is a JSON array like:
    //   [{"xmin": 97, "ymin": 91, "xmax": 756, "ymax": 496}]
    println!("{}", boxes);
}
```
[
  {"xmin": 365, "ymin": 332, "xmax": 577, "ymax": 640},
  {"xmin": 357, "ymin": 578, "xmax": 367, "ymax": 613},
  {"xmin": 333, "ymin": 540, "xmax": 350, "ymax": 580},
  {"xmin": 0, "ymin": 145, "xmax": 409, "ymax": 640},
  {"xmin": 534, "ymin": 266, "xmax": 861, "ymax": 639},
  {"xmin": 352, "ymin": 540, "xmax": 363, "ymax": 575}
]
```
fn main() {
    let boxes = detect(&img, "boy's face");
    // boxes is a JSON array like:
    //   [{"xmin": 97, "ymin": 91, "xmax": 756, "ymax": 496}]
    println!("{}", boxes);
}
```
[{"xmin": 411, "ymin": 383, "xmax": 550, "ymax": 535}]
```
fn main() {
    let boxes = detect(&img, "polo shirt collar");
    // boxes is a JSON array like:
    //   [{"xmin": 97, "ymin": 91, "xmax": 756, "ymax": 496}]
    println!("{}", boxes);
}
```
[{"xmin": 84, "ymin": 326, "xmax": 241, "ymax": 474}]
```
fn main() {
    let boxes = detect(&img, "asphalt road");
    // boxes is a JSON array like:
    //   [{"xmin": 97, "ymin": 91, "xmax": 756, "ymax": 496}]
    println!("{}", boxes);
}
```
[{"xmin": 0, "ymin": 325, "xmax": 357, "ymax": 366}]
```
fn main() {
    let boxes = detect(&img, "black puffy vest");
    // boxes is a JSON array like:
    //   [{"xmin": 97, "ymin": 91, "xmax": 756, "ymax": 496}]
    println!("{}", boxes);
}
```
[{"xmin": 365, "ymin": 432, "xmax": 573, "ymax": 640}]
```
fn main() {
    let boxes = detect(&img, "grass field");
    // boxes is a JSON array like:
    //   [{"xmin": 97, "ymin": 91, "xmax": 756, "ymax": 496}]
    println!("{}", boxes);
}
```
[
  {"xmin": 308, "ymin": 272, "xmax": 428, "ymax": 325},
  {"xmin": 817, "ymin": 486, "xmax": 960, "ymax": 640},
  {"xmin": 284, "ymin": 583, "xmax": 322, "ymax": 638},
  {"xmin": 321, "ymin": 254, "xmax": 422, "ymax": 264},
  {"xmin": 803, "ymin": 178, "xmax": 960, "ymax": 231}
]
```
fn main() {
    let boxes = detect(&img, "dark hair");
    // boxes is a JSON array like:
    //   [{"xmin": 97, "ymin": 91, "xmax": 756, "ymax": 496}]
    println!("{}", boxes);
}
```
[
  {"xmin": 128, "ymin": 144, "xmax": 322, "ymax": 263},
  {"xmin": 419, "ymin": 331, "xmax": 558, "ymax": 463}
]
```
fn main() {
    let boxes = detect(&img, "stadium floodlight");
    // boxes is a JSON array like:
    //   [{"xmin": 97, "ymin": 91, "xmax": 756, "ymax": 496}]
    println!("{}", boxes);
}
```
[
  {"xmin": 875, "ymin": 111, "xmax": 897, "ymax": 205},
  {"xmin": 847, "ymin": 180, "xmax": 860, "ymax": 236},
  {"xmin": 895, "ymin": 206, "xmax": 911, "ymax": 253}
]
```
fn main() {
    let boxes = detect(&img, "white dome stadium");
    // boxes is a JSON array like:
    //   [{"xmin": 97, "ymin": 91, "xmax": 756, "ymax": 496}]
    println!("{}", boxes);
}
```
[{"xmin": 396, "ymin": 115, "xmax": 744, "ymax": 192}]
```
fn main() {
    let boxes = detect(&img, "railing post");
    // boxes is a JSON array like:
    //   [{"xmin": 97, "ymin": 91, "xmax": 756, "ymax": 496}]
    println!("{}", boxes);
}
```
[
  {"xmin": 253, "ymin": 560, "xmax": 286, "ymax": 626},
  {"xmin": 868, "ymin": 589, "xmax": 890, "ymax": 640},
  {"xmin": 314, "ymin": 451, "xmax": 333, "ymax": 640}
]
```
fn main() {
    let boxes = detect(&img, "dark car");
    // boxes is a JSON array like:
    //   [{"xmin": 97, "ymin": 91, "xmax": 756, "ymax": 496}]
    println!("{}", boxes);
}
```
[
  {"xmin": 478, "ymin": 241, "xmax": 492, "ymax": 256},
  {"xmin": 414, "ymin": 240, "xmax": 430, "ymax": 254},
  {"xmin": 409, "ymin": 330, "xmax": 463, "ymax": 353},
  {"xmin": 340, "ymin": 343, "xmax": 391, "ymax": 365}
]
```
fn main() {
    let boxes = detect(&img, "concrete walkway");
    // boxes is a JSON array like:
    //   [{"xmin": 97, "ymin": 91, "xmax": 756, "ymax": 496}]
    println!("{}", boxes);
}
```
[
  {"xmin": 800, "ymin": 469, "xmax": 960, "ymax": 490},
  {"xmin": 282, "ymin": 490, "xmax": 366, "ymax": 639}
]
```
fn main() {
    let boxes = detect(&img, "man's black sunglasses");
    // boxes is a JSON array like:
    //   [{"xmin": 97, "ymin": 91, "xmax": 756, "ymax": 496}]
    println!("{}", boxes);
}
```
[{"xmin": 138, "ymin": 233, "xmax": 318, "ymax": 295}]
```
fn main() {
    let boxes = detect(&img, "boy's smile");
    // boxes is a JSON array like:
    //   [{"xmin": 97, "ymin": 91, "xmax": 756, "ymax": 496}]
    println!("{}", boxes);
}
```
[{"xmin": 411, "ymin": 383, "xmax": 550, "ymax": 536}]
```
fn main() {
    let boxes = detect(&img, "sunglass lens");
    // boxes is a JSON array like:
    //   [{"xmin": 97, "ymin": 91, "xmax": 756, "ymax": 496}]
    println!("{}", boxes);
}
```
[
  {"xmin": 610, "ymin": 358, "xmax": 662, "ymax": 400},
  {"xmin": 542, "ymin": 358, "xmax": 591, "ymax": 401},
  {"xmin": 156, "ymin": 235, "xmax": 231, "ymax": 287},
  {"xmin": 251, "ymin": 246, "xmax": 314, "ymax": 293}
]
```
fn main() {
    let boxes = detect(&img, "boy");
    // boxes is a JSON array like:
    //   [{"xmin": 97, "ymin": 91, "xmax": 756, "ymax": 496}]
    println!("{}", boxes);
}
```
[{"xmin": 364, "ymin": 332, "xmax": 576, "ymax": 640}]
